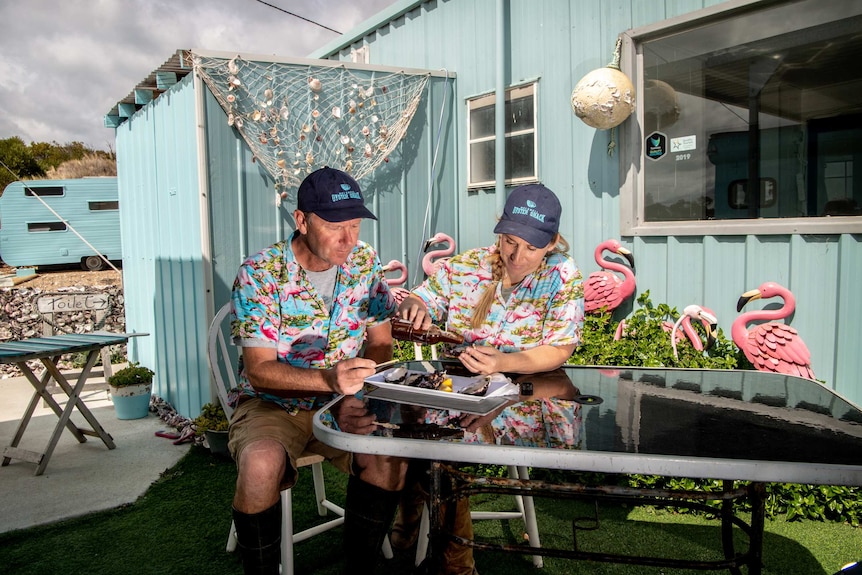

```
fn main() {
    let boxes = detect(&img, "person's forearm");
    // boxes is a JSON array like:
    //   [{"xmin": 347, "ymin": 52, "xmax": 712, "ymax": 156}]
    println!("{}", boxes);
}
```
[
  {"xmin": 497, "ymin": 344, "xmax": 575, "ymax": 374},
  {"xmin": 243, "ymin": 354, "xmax": 334, "ymax": 397}
]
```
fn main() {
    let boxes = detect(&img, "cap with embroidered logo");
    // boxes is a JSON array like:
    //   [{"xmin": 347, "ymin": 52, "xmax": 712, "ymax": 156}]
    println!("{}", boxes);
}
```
[
  {"xmin": 493, "ymin": 184, "xmax": 561, "ymax": 247},
  {"xmin": 297, "ymin": 166, "xmax": 377, "ymax": 222}
]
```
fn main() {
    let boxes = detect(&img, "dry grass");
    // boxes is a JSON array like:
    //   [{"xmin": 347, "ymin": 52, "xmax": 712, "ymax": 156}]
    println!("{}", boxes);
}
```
[{"xmin": 43, "ymin": 153, "xmax": 116, "ymax": 179}]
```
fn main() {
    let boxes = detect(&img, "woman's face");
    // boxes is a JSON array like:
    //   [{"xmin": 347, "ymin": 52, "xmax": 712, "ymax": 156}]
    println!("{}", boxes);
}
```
[{"xmin": 498, "ymin": 233, "xmax": 554, "ymax": 284}]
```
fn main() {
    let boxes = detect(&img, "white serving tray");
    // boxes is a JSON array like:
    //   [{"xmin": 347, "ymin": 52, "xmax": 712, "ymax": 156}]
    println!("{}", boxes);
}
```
[{"xmin": 363, "ymin": 365, "xmax": 517, "ymax": 415}]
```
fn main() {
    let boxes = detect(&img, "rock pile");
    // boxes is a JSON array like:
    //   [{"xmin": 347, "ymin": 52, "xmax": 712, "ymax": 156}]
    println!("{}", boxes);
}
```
[{"xmin": 0, "ymin": 285, "xmax": 126, "ymax": 378}]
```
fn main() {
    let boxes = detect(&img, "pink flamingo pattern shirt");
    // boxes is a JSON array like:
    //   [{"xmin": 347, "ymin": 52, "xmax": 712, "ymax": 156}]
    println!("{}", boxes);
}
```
[
  {"xmin": 230, "ymin": 233, "xmax": 396, "ymax": 414},
  {"xmin": 412, "ymin": 245, "xmax": 584, "ymax": 353}
]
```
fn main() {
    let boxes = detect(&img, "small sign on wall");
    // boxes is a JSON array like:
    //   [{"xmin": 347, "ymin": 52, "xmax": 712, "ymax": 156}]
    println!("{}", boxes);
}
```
[{"xmin": 645, "ymin": 131, "xmax": 667, "ymax": 161}]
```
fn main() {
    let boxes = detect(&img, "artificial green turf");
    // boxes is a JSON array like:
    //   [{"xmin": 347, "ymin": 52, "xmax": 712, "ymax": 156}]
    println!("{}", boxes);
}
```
[{"xmin": 0, "ymin": 446, "xmax": 858, "ymax": 574}]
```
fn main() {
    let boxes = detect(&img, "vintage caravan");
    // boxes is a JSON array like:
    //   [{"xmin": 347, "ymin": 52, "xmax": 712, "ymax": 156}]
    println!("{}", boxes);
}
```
[{"xmin": 0, "ymin": 177, "xmax": 121, "ymax": 270}]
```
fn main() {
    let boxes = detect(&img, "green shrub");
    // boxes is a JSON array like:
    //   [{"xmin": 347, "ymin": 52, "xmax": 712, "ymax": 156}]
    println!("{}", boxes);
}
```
[
  {"xmin": 107, "ymin": 362, "xmax": 154, "ymax": 388},
  {"xmin": 193, "ymin": 402, "xmax": 229, "ymax": 436},
  {"xmin": 568, "ymin": 291, "xmax": 747, "ymax": 370}
]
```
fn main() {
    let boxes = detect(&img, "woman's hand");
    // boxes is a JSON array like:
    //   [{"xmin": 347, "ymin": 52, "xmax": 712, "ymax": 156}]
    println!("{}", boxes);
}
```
[
  {"xmin": 458, "ymin": 344, "xmax": 504, "ymax": 375},
  {"xmin": 397, "ymin": 294, "xmax": 433, "ymax": 329}
]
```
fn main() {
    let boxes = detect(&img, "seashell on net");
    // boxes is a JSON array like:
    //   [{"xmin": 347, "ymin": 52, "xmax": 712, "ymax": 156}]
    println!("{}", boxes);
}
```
[
  {"xmin": 306, "ymin": 152, "xmax": 314, "ymax": 165},
  {"xmin": 308, "ymin": 77, "xmax": 322, "ymax": 92},
  {"xmin": 280, "ymin": 106, "xmax": 289, "ymax": 120},
  {"xmin": 228, "ymin": 58, "xmax": 239, "ymax": 75},
  {"xmin": 252, "ymin": 110, "xmax": 262, "ymax": 121},
  {"xmin": 263, "ymin": 89, "xmax": 273, "ymax": 106},
  {"xmin": 332, "ymin": 106, "xmax": 342, "ymax": 119}
]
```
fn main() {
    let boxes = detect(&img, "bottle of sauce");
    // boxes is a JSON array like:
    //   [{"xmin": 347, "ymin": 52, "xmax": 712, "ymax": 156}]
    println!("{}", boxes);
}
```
[{"xmin": 391, "ymin": 318, "xmax": 463, "ymax": 345}]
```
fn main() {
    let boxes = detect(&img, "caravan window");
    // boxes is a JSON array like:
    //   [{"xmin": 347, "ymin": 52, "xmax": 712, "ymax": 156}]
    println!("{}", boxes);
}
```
[
  {"xmin": 89, "ymin": 201, "xmax": 119, "ymax": 211},
  {"xmin": 28, "ymin": 222, "xmax": 67, "ymax": 232},
  {"xmin": 25, "ymin": 187, "xmax": 64, "ymax": 197},
  {"xmin": 622, "ymin": 0, "xmax": 862, "ymax": 235},
  {"xmin": 467, "ymin": 82, "xmax": 538, "ymax": 188}
]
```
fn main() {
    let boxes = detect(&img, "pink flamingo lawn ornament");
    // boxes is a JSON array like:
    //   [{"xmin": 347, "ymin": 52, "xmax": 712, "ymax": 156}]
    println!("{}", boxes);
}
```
[
  {"xmin": 732, "ymin": 282, "xmax": 815, "ymax": 380},
  {"xmin": 584, "ymin": 239, "xmax": 636, "ymax": 314},
  {"xmin": 671, "ymin": 304, "xmax": 718, "ymax": 359},
  {"xmin": 422, "ymin": 232, "xmax": 456, "ymax": 276},
  {"xmin": 613, "ymin": 305, "xmax": 717, "ymax": 357},
  {"xmin": 381, "ymin": 259, "xmax": 411, "ymax": 305}
]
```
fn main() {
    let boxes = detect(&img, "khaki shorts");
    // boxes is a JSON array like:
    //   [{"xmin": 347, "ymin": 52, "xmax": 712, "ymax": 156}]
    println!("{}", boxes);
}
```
[{"xmin": 228, "ymin": 398, "xmax": 352, "ymax": 489}]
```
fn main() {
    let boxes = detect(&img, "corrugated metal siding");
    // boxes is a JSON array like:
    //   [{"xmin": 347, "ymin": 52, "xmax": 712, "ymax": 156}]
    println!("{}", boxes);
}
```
[
  {"xmin": 116, "ymin": 73, "xmax": 209, "ymax": 417},
  {"xmin": 317, "ymin": 0, "xmax": 862, "ymax": 403}
]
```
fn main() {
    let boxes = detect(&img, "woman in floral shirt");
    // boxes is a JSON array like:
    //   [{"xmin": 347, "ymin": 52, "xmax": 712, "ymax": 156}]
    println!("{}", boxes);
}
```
[
  {"xmin": 394, "ymin": 183, "xmax": 584, "ymax": 575},
  {"xmin": 400, "ymin": 183, "xmax": 584, "ymax": 375}
]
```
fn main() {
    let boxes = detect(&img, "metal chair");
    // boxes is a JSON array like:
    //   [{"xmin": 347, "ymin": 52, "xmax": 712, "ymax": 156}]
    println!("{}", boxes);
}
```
[
  {"xmin": 207, "ymin": 302, "xmax": 392, "ymax": 573},
  {"xmin": 413, "ymin": 465, "xmax": 543, "ymax": 568}
]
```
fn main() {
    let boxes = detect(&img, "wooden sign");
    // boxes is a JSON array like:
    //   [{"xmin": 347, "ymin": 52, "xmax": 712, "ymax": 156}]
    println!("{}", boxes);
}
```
[{"xmin": 37, "ymin": 293, "xmax": 110, "ymax": 314}]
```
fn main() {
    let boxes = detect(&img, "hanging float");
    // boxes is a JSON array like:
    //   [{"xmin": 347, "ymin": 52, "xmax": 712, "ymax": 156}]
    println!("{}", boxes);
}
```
[{"xmin": 571, "ymin": 37, "xmax": 636, "ymax": 155}]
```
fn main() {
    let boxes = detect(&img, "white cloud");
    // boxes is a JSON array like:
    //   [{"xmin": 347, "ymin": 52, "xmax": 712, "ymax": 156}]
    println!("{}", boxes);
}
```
[{"xmin": 0, "ymin": 0, "xmax": 395, "ymax": 150}]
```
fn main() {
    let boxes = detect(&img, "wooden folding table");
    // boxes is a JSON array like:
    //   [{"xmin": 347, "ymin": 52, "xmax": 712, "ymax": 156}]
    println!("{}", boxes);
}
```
[{"xmin": 1, "ymin": 332, "xmax": 138, "ymax": 475}]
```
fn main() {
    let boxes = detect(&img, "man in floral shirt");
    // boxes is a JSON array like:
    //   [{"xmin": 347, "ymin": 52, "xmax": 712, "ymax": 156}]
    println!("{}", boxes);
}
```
[{"xmin": 228, "ymin": 167, "xmax": 404, "ymax": 574}]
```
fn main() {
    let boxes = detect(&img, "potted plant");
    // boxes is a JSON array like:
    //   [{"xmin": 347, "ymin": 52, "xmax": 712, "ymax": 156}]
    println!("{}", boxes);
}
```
[
  {"xmin": 193, "ymin": 402, "xmax": 230, "ymax": 456},
  {"xmin": 107, "ymin": 362, "xmax": 154, "ymax": 420}
]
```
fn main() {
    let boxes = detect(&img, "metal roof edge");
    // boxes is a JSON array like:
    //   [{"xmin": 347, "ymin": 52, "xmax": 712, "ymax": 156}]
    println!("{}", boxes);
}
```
[
  {"xmin": 309, "ymin": 0, "xmax": 430, "ymax": 59},
  {"xmin": 104, "ymin": 49, "xmax": 193, "ymax": 126}
]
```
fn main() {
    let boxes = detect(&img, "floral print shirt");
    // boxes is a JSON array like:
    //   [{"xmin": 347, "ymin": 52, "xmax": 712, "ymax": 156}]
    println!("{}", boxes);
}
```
[
  {"xmin": 230, "ymin": 232, "xmax": 396, "ymax": 414},
  {"xmin": 412, "ymin": 245, "xmax": 584, "ymax": 353}
]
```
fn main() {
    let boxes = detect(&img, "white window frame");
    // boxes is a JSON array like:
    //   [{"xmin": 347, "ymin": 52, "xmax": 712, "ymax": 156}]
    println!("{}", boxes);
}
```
[
  {"xmin": 618, "ymin": 0, "xmax": 862, "ymax": 236},
  {"xmin": 467, "ymin": 82, "xmax": 538, "ymax": 189}
]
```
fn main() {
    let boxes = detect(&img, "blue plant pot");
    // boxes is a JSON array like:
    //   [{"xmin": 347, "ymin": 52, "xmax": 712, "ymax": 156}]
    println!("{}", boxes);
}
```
[{"xmin": 110, "ymin": 384, "xmax": 151, "ymax": 420}]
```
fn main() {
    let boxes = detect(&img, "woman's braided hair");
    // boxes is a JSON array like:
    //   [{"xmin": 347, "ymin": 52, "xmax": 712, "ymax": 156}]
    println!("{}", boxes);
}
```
[{"xmin": 469, "ymin": 234, "xmax": 570, "ymax": 330}]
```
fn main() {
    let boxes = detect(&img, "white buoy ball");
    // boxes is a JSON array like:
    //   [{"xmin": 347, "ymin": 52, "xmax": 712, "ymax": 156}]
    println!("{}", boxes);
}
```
[{"xmin": 570, "ymin": 67, "xmax": 636, "ymax": 130}]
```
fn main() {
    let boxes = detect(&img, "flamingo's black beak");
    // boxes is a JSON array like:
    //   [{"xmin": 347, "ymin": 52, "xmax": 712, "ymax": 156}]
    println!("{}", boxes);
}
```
[
  {"xmin": 704, "ymin": 323, "xmax": 718, "ymax": 351},
  {"xmin": 617, "ymin": 247, "xmax": 635, "ymax": 270},
  {"xmin": 737, "ymin": 288, "xmax": 762, "ymax": 312}
]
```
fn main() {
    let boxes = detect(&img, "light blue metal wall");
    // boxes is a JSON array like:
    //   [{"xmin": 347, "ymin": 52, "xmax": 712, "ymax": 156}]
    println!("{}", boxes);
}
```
[
  {"xmin": 313, "ymin": 0, "xmax": 862, "ymax": 404},
  {"xmin": 115, "ymin": 73, "xmax": 210, "ymax": 417}
]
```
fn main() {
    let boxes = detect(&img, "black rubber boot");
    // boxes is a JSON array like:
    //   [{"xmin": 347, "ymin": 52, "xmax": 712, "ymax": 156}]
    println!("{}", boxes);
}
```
[
  {"xmin": 343, "ymin": 475, "xmax": 401, "ymax": 575},
  {"xmin": 232, "ymin": 501, "xmax": 282, "ymax": 575}
]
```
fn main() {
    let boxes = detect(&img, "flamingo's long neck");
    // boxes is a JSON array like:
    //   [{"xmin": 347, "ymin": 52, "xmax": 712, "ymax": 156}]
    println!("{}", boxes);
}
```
[
  {"xmin": 422, "ymin": 238, "xmax": 455, "ymax": 276},
  {"xmin": 732, "ymin": 294, "xmax": 794, "ymax": 341},
  {"xmin": 597, "ymin": 249, "xmax": 634, "ymax": 281}
]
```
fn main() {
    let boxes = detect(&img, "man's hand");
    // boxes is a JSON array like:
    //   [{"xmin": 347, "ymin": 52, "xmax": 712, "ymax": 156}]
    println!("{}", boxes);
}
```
[
  {"xmin": 333, "ymin": 395, "xmax": 378, "ymax": 435},
  {"xmin": 326, "ymin": 357, "xmax": 378, "ymax": 395}
]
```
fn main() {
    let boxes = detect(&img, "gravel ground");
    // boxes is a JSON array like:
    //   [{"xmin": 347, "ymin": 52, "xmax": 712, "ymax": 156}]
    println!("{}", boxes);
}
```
[{"xmin": 1, "ymin": 262, "xmax": 122, "ymax": 291}]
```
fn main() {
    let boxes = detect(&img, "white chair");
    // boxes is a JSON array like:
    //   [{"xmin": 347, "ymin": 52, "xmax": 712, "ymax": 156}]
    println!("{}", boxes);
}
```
[
  {"xmin": 207, "ymin": 302, "xmax": 392, "ymax": 574},
  {"xmin": 414, "ymin": 465, "xmax": 543, "ymax": 568}
]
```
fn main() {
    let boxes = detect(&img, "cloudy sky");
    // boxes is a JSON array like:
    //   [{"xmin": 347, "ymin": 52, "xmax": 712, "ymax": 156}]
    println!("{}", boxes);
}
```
[{"xmin": 0, "ymin": 0, "xmax": 396, "ymax": 152}]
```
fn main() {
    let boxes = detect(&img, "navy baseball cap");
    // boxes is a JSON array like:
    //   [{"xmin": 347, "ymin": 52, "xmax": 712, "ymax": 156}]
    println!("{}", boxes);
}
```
[
  {"xmin": 493, "ymin": 184, "xmax": 561, "ymax": 247},
  {"xmin": 297, "ymin": 167, "xmax": 377, "ymax": 222}
]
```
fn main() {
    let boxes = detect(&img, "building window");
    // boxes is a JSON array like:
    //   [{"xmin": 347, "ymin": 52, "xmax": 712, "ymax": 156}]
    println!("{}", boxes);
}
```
[
  {"xmin": 25, "ymin": 186, "xmax": 64, "ymax": 197},
  {"xmin": 89, "ymin": 201, "xmax": 119, "ymax": 211},
  {"xmin": 28, "ymin": 222, "xmax": 67, "ymax": 232},
  {"xmin": 621, "ymin": 0, "xmax": 862, "ymax": 235},
  {"xmin": 467, "ymin": 82, "xmax": 537, "ymax": 188}
]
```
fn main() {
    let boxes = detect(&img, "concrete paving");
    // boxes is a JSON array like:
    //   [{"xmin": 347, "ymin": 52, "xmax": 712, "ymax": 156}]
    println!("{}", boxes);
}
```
[{"xmin": 0, "ymin": 367, "xmax": 191, "ymax": 534}]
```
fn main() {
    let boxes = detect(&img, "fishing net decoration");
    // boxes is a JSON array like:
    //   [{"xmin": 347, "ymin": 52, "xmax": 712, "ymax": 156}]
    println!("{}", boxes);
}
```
[{"xmin": 191, "ymin": 51, "xmax": 430, "ymax": 195}]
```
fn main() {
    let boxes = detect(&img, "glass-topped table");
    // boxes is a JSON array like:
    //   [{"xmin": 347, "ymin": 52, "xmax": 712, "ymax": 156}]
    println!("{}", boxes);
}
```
[{"xmin": 314, "ymin": 361, "xmax": 862, "ymax": 574}]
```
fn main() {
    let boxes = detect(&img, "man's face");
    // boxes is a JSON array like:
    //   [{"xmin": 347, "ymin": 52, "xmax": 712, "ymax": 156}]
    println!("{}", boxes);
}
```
[{"xmin": 296, "ymin": 211, "xmax": 362, "ymax": 268}]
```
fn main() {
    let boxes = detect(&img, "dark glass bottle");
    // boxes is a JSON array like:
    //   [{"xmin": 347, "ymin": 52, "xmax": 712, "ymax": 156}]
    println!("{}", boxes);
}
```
[{"xmin": 391, "ymin": 318, "xmax": 463, "ymax": 345}]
